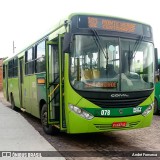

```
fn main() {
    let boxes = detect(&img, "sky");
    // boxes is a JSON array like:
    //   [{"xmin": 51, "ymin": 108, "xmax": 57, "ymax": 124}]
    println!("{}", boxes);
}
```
[{"xmin": 0, "ymin": 0, "xmax": 159, "ymax": 58}]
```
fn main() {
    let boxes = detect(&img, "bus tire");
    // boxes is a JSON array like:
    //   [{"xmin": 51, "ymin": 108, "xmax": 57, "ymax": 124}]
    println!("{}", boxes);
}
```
[
  {"xmin": 154, "ymin": 98, "xmax": 159, "ymax": 115},
  {"xmin": 41, "ymin": 104, "xmax": 59, "ymax": 135}
]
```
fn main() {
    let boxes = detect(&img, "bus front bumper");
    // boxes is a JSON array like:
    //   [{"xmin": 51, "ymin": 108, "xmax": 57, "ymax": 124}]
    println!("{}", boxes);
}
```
[{"xmin": 67, "ymin": 110, "xmax": 153, "ymax": 134}]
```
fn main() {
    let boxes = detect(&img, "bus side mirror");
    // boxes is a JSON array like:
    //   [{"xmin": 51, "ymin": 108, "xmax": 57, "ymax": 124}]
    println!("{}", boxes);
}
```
[
  {"xmin": 63, "ymin": 33, "xmax": 71, "ymax": 53},
  {"xmin": 155, "ymin": 48, "xmax": 158, "ymax": 72}
]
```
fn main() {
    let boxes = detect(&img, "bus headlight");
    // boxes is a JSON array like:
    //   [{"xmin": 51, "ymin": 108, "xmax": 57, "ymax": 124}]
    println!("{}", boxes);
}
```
[
  {"xmin": 142, "ymin": 103, "xmax": 154, "ymax": 117},
  {"xmin": 69, "ymin": 104, "xmax": 94, "ymax": 120}
]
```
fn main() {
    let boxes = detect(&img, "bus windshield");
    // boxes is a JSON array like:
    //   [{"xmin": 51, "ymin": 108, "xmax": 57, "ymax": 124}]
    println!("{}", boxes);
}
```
[{"xmin": 70, "ymin": 35, "xmax": 154, "ymax": 92}]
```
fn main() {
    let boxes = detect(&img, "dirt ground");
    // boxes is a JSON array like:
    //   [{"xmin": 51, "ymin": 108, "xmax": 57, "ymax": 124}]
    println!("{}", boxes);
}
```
[{"xmin": 0, "ymin": 92, "xmax": 160, "ymax": 160}]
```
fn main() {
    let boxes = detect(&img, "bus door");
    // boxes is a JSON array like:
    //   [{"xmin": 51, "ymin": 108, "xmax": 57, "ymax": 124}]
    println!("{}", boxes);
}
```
[
  {"xmin": 46, "ymin": 35, "xmax": 66, "ymax": 130},
  {"xmin": 19, "ymin": 57, "xmax": 24, "ymax": 109}
]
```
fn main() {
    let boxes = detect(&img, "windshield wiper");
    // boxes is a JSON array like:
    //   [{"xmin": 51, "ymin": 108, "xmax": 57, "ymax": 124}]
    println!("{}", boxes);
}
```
[
  {"xmin": 132, "ymin": 35, "xmax": 144, "ymax": 59},
  {"xmin": 90, "ymin": 29, "xmax": 107, "ymax": 60}
]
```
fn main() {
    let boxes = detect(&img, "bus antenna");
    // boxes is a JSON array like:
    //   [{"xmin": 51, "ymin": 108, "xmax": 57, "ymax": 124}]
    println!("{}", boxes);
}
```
[{"xmin": 13, "ymin": 41, "xmax": 16, "ymax": 54}]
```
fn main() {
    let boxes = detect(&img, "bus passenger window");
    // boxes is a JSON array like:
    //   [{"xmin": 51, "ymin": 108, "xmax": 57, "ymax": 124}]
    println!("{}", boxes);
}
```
[
  {"xmin": 35, "ymin": 41, "xmax": 46, "ymax": 73},
  {"xmin": 25, "ymin": 48, "xmax": 34, "ymax": 75}
]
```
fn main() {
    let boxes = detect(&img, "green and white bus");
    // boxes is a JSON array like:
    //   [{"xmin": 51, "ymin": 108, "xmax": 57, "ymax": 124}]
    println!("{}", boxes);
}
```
[{"xmin": 3, "ymin": 13, "xmax": 155, "ymax": 134}]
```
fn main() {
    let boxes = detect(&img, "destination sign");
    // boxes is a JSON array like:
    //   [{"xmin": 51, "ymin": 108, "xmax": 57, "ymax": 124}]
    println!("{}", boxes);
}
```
[
  {"xmin": 76, "ymin": 15, "xmax": 151, "ymax": 37},
  {"xmin": 84, "ymin": 81, "xmax": 117, "ymax": 88},
  {"xmin": 88, "ymin": 17, "xmax": 136, "ymax": 33}
]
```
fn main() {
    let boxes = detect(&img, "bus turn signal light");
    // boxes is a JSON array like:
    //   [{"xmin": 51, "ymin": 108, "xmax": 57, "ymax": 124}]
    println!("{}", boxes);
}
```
[{"xmin": 37, "ymin": 78, "xmax": 45, "ymax": 84}]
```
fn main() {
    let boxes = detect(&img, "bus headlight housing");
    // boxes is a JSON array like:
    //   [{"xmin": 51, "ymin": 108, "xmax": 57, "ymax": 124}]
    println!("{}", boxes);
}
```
[
  {"xmin": 142, "ymin": 103, "xmax": 154, "ymax": 117},
  {"xmin": 69, "ymin": 104, "xmax": 94, "ymax": 120}
]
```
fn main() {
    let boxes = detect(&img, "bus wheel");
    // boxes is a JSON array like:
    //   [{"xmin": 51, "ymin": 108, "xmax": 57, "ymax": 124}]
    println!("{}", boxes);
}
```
[
  {"xmin": 154, "ymin": 98, "xmax": 159, "ymax": 115},
  {"xmin": 41, "ymin": 104, "xmax": 59, "ymax": 135}
]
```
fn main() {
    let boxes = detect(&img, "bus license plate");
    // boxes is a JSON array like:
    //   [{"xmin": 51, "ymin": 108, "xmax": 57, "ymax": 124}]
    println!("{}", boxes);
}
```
[{"xmin": 112, "ymin": 122, "xmax": 127, "ymax": 128}]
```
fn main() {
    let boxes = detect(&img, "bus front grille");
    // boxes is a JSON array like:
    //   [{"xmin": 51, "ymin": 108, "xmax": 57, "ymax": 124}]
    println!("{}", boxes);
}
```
[
  {"xmin": 94, "ymin": 121, "xmax": 140, "ymax": 131},
  {"xmin": 88, "ymin": 97, "xmax": 148, "ymax": 108}
]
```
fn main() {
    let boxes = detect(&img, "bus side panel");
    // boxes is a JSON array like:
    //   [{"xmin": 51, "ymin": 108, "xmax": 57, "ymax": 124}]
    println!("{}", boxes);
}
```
[
  {"xmin": 30, "ymin": 75, "xmax": 39, "ymax": 118},
  {"xmin": 2, "ymin": 64, "xmax": 7, "ymax": 100},
  {"xmin": 23, "ymin": 75, "xmax": 39, "ymax": 118},
  {"xmin": 36, "ymin": 73, "xmax": 47, "ymax": 117},
  {"xmin": 23, "ymin": 76, "xmax": 31, "ymax": 113},
  {"xmin": 3, "ymin": 80, "xmax": 6, "ymax": 99},
  {"xmin": 8, "ymin": 78, "xmax": 20, "ymax": 108}
]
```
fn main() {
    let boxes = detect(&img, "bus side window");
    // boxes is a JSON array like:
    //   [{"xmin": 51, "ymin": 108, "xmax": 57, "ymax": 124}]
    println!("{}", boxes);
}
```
[
  {"xmin": 25, "ymin": 47, "xmax": 34, "ymax": 75},
  {"xmin": 53, "ymin": 45, "xmax": 59, "ymax": 81},
  {"xmin": 35, "ymin": 41, "xmax": 45, "ymax": 73}
]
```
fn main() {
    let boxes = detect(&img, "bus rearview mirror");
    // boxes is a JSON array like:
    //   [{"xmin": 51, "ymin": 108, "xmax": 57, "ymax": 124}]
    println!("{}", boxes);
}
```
[
  {"xmin": 63, "ymin": 33, "xmax": 71, "ymax": 53},
  {"xmin": 155, "ymin": 48, "xmax": 158, "ymax": 72}
]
